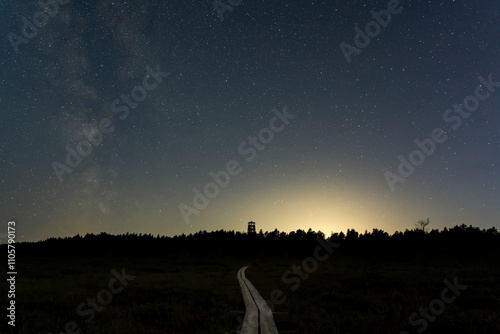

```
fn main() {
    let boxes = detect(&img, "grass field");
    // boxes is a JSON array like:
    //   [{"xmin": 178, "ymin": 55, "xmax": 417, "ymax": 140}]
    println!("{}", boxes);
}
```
[{"xmin": 1, "ymin": 241, "xmax": 499, "ymax": 334}]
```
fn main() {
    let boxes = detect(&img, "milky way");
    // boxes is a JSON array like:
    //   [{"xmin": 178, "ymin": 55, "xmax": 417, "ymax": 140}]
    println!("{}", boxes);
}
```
[{"xmin": 1, "ymin": 0, "xmax": 499, "ymax": 242}]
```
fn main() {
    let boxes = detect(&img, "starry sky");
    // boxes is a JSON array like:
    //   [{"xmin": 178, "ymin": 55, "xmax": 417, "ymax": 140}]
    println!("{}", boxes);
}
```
[{"xmin": 1, "ymin": 0, "xmax": 499, "ymax": 242}]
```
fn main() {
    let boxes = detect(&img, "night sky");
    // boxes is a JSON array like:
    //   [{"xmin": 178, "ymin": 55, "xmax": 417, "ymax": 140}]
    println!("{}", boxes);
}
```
[{"xmin": 1, "ymin": 0, "xmax": 499, "ymax": 242}]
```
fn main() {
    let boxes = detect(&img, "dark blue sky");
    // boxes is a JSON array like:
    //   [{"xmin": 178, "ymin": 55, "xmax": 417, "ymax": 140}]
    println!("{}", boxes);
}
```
[{"xmin": 1, "ymin": 0, "xmax": 499, "ymax": 242}]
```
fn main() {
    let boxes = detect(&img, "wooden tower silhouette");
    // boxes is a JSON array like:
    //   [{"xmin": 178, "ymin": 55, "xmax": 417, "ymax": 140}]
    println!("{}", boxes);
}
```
[{"xmin": 248, "ymin": 221, "xmax": 256, "ymax": 235}]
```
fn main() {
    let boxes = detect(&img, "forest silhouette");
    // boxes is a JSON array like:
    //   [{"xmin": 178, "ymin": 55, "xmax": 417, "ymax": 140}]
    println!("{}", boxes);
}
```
[
  {"xmin": 16, "ymin": 223, "xmax": 500, "ymax": 259},
  {"xmin": 3, "ymin": 222, "xmax": 499, "ymax": 334}
]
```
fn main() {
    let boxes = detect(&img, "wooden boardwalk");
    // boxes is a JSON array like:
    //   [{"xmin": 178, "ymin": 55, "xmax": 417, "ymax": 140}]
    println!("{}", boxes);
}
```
[{"xmin": 237, "ymin": 266, "xmax": 279, "ymax": 334}]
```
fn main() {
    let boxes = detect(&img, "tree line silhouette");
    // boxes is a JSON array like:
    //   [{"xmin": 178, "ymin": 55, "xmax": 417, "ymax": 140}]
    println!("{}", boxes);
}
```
[{"xmin": 12, "ymin": 222, "xmax": 500, "ymax": 259}]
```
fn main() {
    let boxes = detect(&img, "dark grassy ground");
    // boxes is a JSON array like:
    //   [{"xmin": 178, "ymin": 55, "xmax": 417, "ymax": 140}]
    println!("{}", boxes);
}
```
[
  {"xmin": 2, "ymin": 253, "xmax": 247, "ymax": 334},
  {"xmin": 247, "ymin": 252, "xmax": 500, "ymax": 334},
  {"xmin": 1, "ymin": 246, "xmax": 499, "ymax": 334}
]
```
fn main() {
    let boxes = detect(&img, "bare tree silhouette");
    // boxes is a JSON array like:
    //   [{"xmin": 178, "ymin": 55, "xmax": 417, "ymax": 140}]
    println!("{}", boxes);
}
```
[{"xmin": 415, "ymin": 218, "xmax": 430, "ymax": 233}]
